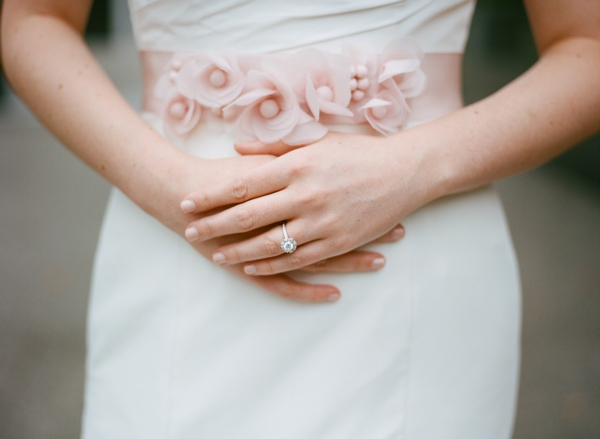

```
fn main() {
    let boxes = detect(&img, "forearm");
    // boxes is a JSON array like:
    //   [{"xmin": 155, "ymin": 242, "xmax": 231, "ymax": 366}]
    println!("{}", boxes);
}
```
[
  {"xmin": 1, "ymin": 8, "xmax": 190, "ymax": 222},
  {"xmin": 413, "ymin": 37, "xmax": 600, "ymax": 199}
]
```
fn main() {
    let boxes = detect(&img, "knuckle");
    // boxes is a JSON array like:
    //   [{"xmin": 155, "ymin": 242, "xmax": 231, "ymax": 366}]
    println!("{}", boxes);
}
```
[
  {"xmin": 263, "ymin": 237, "xmax": 280, "ymax": 256},
  {"xmin": 314, "ymin": 259, "xmax": 328, "ymax": 269},
  {"xmin": 260, "ymin": 261, "xmax": 276, "ymax": 275},
  {"xmin": 225, "ymin": 246, "xmax": 242, "ymax": 262},
  {"xmin": 332, "ymin": 234, "xmax": 351, "ymax": 251},
  {"xmin": 231, "ymin": 177, "xmax": 249, "ymax": 200},
  {"xmin": 289, "ymin": 157, "xmax": 309, "ymax": 176},
  {"xmin": 280, "ymin": 285, "xmax": 295, "ymax": 299},
  {"xmin": 297, "ymin": 191, "xmax": 315, "ymax": 207},
  {"xmin": 196, "ymin": 220, "xmax": 213, "ymax": 237},
  {"xmin": 288, "ymin": 254, "xmax": 305, "ymax": 268},
  {"xmin": 234, "ymin": 208, "xmax": 255, "ymax": 230},
  {"xmin": 352, "ymin": 255, "xmax": 368, "ymax": 270},
  {"xmin": 197, "ymin": 192, "xmax": 212, "ymax": 210}
]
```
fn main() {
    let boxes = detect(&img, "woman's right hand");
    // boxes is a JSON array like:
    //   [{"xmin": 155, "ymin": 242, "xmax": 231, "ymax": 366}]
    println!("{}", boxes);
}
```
[{"xmin": 0, "ymin": 0, "xmax": 403, "ymax": 303}]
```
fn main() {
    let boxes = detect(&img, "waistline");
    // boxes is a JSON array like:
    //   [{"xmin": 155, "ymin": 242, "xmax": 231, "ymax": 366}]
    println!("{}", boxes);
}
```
[{"xmin": 141, "ymin": 41, "xmax": 463, "ymax": 144}]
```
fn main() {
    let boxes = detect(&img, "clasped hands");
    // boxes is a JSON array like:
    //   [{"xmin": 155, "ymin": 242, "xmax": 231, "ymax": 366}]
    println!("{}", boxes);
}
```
[{"xmin": 180, "ymin": 131, "xmax": 434, "ymax": 302}]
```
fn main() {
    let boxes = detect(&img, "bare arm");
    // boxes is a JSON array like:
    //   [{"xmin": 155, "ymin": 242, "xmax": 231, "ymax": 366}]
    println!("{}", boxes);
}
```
[
  {"xmin": 179, "ymin": 0, "xmax": 600, "ymax": 275},
  {"xmin": 2, "ymin": 0, "xmax": 361, "ymax": 301},
  {"xmin": 1, "ymin": 0, "xmax": 188, "ymax": 226},
  {"xmin": 429, "ymin": 0, "xmax": 600, "ymax": 196}
]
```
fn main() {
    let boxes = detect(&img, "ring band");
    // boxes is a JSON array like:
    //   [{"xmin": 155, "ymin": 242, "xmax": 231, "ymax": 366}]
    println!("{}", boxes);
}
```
[{"xmin": 280, "ymin": 222, "xmax": 297, "ymax": 254}]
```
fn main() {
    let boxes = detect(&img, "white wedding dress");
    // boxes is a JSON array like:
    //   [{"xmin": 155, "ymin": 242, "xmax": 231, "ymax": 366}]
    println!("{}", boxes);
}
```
[{"xmin": 82, "ymin": 1, "xmax": 521, "ymax": 438}]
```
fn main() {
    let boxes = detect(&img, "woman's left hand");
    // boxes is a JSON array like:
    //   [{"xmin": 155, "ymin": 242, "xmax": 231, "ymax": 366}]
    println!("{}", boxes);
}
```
[{"xmin": 180, "ymin": 131, "xmax": 440, "ymax": 275}]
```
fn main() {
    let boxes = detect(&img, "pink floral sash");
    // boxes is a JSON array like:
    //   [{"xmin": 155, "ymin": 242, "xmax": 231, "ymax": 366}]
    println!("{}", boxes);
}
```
[{"xmin": 145, "ymin": 40, "xmax": 462, "ymax": 144}]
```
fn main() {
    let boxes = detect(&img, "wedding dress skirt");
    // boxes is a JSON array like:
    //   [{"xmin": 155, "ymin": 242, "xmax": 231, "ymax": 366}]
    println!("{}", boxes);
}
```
[{"xmin": 82, "ymin": 1, "xmax": 521, "ymax": 438}]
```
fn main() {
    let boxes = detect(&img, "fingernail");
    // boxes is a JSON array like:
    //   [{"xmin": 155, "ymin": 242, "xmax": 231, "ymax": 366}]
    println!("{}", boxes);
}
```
[
  {"xmin": 180, "ymin": 200, "xmax": 196, "ymax": 214},
  {"xmin": 371, "ymin": 257, "xmax": 386, "ymax": 269},
  {"xmin": 391, "ymin": 226, "xmax": 405, "ymax": 240},
  {"xmin": 328, "ymin": 292, "xmax": 340, "ymax": 302},
  {"xmin": 185, "ymin": 227, "xmax": 199, "ymax": 242},
  {"xmin": 244, "ymin": 265, "xmax": 256, "ymax": 275},
  {"xmin": 213, "ymin": 252, "xmax": 226, "ymax": 265}
]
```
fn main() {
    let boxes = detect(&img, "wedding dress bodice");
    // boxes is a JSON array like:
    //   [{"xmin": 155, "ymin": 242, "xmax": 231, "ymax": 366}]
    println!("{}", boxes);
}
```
[{"xmin": 128, "ymin": 0, "xmax": 475, "ymax": 53}]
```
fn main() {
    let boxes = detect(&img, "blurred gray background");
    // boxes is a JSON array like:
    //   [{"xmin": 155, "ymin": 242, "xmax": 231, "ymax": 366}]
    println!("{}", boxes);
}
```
[{"xmin": 0, "ymin": 0, "xmax": 599, "ymax": 438}]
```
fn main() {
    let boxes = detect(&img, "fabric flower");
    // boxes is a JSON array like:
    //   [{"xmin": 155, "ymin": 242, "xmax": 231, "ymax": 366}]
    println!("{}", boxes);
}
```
[
  {"xmin": 175, "ymin": 53, "xmax": 246, "ymax": 108},
  {"xmin": 226, "ymin": 60, "xmax": 303, "ymax": 144},
  {"xmin": 285, "ymin": 49, "xmax": 353, "ymax": 122},
  {"xmin": 162, "ymin": 91, "xmax": 202, "ymax": 136},
  {"xmin": 359, "ymin": 79, "xmax": 409, "ymax": 135},
  {"xmin": 379, "ymin": 38, "xmax": 426, "ymax": 98}
]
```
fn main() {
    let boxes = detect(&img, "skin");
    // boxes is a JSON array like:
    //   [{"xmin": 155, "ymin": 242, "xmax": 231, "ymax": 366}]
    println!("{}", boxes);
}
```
[
  {"xmin": 180, "ymin": 0, "xmax": 600, "ymax": 277},
  {"xmin": 1, "ymin": 0, "xmax": 407, "ymax": 303}
]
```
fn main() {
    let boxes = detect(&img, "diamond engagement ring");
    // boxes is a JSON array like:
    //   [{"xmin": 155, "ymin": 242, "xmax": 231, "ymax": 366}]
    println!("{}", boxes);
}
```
[{"xmin": 280, "ymin": 222, "xmax": 297, "ymax": 254}]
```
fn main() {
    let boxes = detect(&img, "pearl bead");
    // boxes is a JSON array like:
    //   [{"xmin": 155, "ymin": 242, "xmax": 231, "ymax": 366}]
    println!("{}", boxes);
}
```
[
  {"xmin": 350, "ymin": 66, "xmax": 356, "ymax": 78},
  {"xmin": 169, "ymin": 102, "xmax": 187, "ymax": 119},
  {"xmin": 357, "ymin": 78, "xmax": 369, "ymax": 90},
  {"xmin": 171, "ymin": 59, "xmax": 182, "ymax": 71},
  {"xmin": 355, "ymin": 65, "xmax": 368, "ymax": 79},
  {"xmin": 316, "ymin": 85, "xmax": 334, "ymax": 101},
  {"xmin": 352, "ymin": 90, "xmax": 365, "ymax": 101},
  {"xmin": 371, "ymin": 106, "xmax": 388, "ymax": 119},
  {"xmin": 222, "ymin": 108, "xmax": 237, "ymax": 121},
  {"xmin": 209, "ymin": 69, "xmax": 227, "ymax": 87},
  {"xmin": 350, "ymin": 78, "xmax": 358, "ymax": 91},
  {"xmin": 259, "ymin": 99, "xmax": 280, "ymax": 119},
  {"xmin": 169, "ymin": 71, "xmax": 178, "ymax": 82}
]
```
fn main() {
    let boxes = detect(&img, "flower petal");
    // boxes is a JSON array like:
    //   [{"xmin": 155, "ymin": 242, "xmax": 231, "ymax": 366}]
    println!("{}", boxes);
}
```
[
  {"xmin": 378, "ymin": 59, "xmax": 421, "ymax": 82},
  {"xmin": 305, "ymin": 77, "xmax": 320, "ymax": 121},
  {"xmin": 228, "ymin": 88, "xmax": 276, "ymax": 108},
  {"xmin": 318, "ymin": 99, "xmax": 354, "ymax": 117},
  {"xmin": 282, "ymin": 120, "xmax": 328, "ymax": 146}
]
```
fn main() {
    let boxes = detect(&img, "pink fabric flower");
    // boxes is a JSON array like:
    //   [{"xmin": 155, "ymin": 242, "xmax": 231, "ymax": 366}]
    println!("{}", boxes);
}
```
[
  {"xmin": 162, "ymin": 91, "xmax": 202, "ymax": 136},
  {"xmin": 285, "ymin": 49, "xmax": 353, "ymax": 122},
  {"xmin": 226, "ymin": 60, "xmax": 304, "ymax": 144},
  {"xmin": 175, "ymin": 53, "xmax": 246, "ymax": 108},
  {"xmin": 359, "ymin": 79, "xmax": 410, "ymax": 135},
  {"xmin": 379, "ymin": 38, "xmax": 426, "ymax": 98}
]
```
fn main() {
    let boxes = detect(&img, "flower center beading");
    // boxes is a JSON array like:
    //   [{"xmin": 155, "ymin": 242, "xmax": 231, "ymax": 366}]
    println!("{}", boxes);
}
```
[
  {"xmin": 259, "ymin": 99, "xmax": 280, "ymax": 119},
  {"xmin": 209, "ymin": 69, "xmax": 227, "ymax": 88}
]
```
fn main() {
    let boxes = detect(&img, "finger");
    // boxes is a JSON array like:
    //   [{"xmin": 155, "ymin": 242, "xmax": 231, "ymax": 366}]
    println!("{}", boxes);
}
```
[
  {"xmin": 300, "ymin": 251, "xmax": 386, "ymax": 273},
  {"xmin": 250, "ymin": 273, "xmax": 340, "ymax": 302},
  {"xmin": 212, "ymin": 220, "xmax": 317, "ymax": 265},
  {"xmin": 243, "ymin": 240, "xmax": 335, "ymax": 276},
  {"xmin": 235, "ymin": 140, "xmax": 307, "ymax": 156},
  {"xmin": 190, "ymin": 239, "xmax": 339, "ymax": 302},
  {"xmin": 180, "ymin": 160, "xmax": 289, "ymax": 214},
  {"xmin": 372, "ymin": 224, "xmax": 405, "ymax": 243},
  {"xmin": 184, "ymin": 191, "xmax": 296, "ymax": 242}
]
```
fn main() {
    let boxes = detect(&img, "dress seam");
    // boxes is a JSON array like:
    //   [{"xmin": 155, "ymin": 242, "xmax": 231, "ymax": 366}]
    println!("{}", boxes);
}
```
[
  {"xmin": 399, "ymin": 234, "xmax": 417, "ymax": 439},
  {"xmin": 165, "ymin": 237, "xmax": 185, "ymax": 439}
]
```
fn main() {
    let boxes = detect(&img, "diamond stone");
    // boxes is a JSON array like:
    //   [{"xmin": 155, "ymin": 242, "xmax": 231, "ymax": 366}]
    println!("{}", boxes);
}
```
[{"xmin": 281, "ymin": 238, "xmax": 297, "ymax": 253}]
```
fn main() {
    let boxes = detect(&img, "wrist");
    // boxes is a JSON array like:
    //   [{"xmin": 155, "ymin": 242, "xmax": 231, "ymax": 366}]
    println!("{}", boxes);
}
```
[
  {"xmin": 122, "ymin": 134, "xmax": 205, "ymax": 233},
  {"xmin": 384, "ymin": 124, "xmax": 455, "ymax": 211}
]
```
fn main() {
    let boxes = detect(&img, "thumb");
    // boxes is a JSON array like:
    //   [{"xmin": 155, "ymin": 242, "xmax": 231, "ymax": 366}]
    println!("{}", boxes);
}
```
[{"xmin": 235, "ymin": 140, "xmax": 306, "ymax": 156}]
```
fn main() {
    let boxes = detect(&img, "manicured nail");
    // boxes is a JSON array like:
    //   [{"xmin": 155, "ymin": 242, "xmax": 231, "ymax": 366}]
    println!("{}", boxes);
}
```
[
  {"xmin": 213, "ymin": 252, "xmax": 226, "ymax": 265},
  {"xmin": 244, "ymin": 265, "xmax": 256, "ymax": 275},
  {"xmin": 391, "ymin": 226, "xmax": 405, "ymax": 240},
  {"xmin": 185, "ymin": 227, "xmax": 199, "ymax": 242},
  {"xmin": 328, "ymin": 292, "xmax": 340, "ymax": 302},
  {"xmin": 371, "ymin": 257, "xmax": 385, "ymax": 269},
  {"xmin": 180, "ymin": 200, "xmax": 196, "ymax": 213}
]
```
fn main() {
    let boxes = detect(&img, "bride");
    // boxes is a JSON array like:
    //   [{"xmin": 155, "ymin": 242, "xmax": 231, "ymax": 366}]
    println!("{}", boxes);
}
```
[{"xmin": 2, "ymin": 0, "xmax": 600, "ymax": 437}]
